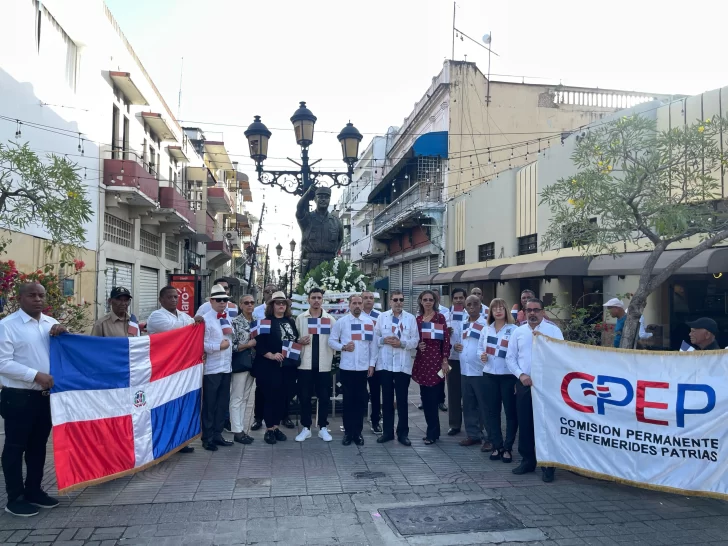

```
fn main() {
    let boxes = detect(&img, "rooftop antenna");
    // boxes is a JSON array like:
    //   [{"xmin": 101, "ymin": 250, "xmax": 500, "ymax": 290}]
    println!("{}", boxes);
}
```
[
  {"xmin": 451, "ymin": 2, "xmax": 456, "ymax": 60},
  {"xmin": 177, "ymin": 57, "xmax": 184, "ymax": 120}
]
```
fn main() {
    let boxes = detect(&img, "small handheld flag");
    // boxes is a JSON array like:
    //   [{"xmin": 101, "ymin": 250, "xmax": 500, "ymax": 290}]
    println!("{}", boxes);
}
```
[
  {"xmin": 351, "ymin": 322, "xmax": 374, "ymax": 341},
  {"xmin": 227, "ymin": 302, "xmax": 238, "ymax": 318},
  {"xmin": 219, "ymin": 317, "xmax": 233, "ymax": 336},
  {"xmin": 128, "ymin": 314, "xmax": 140, "ymax": 337},
  {"xmin": 282, "ymin": 340, "xmax": 302, "ymax": 361},
  {"xmin": 680, "ymin": 341, "xmax": 696, "ymax": 352},
  {"xmin": 308, "ymin": 317, "xmax": 332, "ymax": 335},
  {"xmin": 392, "ymin": 316, "xmax": 402, "ymax": 338},
  {"xmin": 451, "ymin": 305, "xmax": 465, "ymax": 323},
  {"xmin": 485, "ymin": 334, "xmax": 509, "ymax": 358},
  {"xmin": 369, "ymin": 309, "xmax": 380, "ymax": 319},
  {"xmin": 421, "ymin": 322, "xmax": 444, "ymax": 340},
  {"xmin": 249, "ymin": 319, "xmax": 271, "ymax": 338},
  {"xmin": 463, "ymin": 322, "xmax": 484, "ymax": 340}
]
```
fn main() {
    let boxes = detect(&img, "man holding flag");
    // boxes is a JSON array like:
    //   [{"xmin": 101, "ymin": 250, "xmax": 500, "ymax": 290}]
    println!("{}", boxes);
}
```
[
  {"xmin": 91, "ymin": 287, "xmax": 140, "ymax": 338},
  {"xmin": 446, "ymin": 287, "xmax": 467, "ymax": 436},
  {"xmin": 361, "ymin": 290, "xmax": 382, "ymax": 434},
  {"xmin": 294, "ymin": 288, "xmax": 336, "ymax": 442},
  {"xmin": 200, "ymin": 285, "xmax": 234, "ymax": 451},
  {"xmin": 329, "ymin": 294, "xmax": 377, "ymax": 446}
]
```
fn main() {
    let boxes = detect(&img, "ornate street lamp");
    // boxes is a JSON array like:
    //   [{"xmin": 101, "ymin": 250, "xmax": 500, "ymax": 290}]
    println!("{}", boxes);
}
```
[
  {"xmin": 275, "ymin": 242, "xmax": 283, "ymax": 258},
  {"xmin": 245, "ymin": 102, "xmax": 362, "ymax": 196},
  {"xmin": 289, "ymin": 239, "xmax": 297, "ymax": 298}
]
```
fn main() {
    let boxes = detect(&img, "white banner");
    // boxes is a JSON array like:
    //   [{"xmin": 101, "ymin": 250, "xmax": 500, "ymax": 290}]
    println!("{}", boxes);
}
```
[{"xmin": 532, "ymin": 334, "xmax": 728, "ymax": 499}]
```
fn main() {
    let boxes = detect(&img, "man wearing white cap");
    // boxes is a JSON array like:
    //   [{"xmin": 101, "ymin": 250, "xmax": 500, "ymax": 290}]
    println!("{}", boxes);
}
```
[{"xmin": 603, "ymin": 298, "xmax": 652, "ymax": 348}]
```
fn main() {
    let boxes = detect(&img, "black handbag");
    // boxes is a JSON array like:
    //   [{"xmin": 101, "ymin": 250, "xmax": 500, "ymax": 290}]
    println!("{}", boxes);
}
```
[{"xmin": 231, "ymin": 348, "xmax": 253, "ymax": 373}]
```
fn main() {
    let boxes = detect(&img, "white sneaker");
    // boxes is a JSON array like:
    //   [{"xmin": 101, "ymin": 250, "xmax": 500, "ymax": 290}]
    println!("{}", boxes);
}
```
[
  {"xmin": 318, "ymin": 427, "xmax": 333, "ymax": 442},
  {"xmin": 295, "ymin": 428, "xmax": 311, "ymax": 442}
]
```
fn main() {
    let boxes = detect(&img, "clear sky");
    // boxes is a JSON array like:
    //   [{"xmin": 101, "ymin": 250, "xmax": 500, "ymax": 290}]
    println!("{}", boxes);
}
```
[{"xmin": 104, "ymin": 0, "xmax": 727, "ymax": 273}]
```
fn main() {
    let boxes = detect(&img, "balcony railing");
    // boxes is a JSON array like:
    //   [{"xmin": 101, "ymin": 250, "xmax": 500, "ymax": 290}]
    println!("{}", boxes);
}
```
[
  {"xmin": 184, "ymin": 249, "xmax": 203, "ymax": 271},
  {"xmin": 159, "ymin": 185, "xmax": 196, "ymax": 225},
  {"xmin": 373, "ymin": 182, "xmax": 443, "ymax": 236},
  {"xmin": 104, "ymin": 150, "xmax": 159, "ymax": 202}
]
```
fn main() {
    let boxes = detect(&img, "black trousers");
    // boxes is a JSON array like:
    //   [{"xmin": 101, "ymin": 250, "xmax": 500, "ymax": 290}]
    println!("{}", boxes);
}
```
[
  {"xmin": 483, "ymin": 373, "xmax": 518, "ymax": 451},
  {"xmin": 446, "ymin": 359, "xmax": 462, "ymax": 428},
  {"xmin": 378, "ymin": 370, "xmax": 411, "ymax": 438},
  {"xmin": 202, "ymin": 372, "xmax": 231, "ymax": 443},
  {"xmin": 1, "ymin": 389, "xmax": 52, "ymax": 503},
  {"xmin": 253, "ymin": 382, "xmax": 264, "ymax": 423},
  {"xmin": 515, "ymin": 381, "xmax": 536, "ymax": 467},
  {"xmin": 420, "ymin": 382, "xmax": 445, "ymax": 441},
  {"xmin": 298, "ymin": 369, "xmax": 330, "ymax": 429},
  {"xmin": 256, "ymin": 361, "xmax": 285, "ymax": 428},
  {"xmin": 340, "ymin": 369, "xmax": 368, "ymax": 438},
  {"xmin": 367, "ymin": 372, "xmax": 381, "ymax": 425},
  {"xmin": 282, "ymin": 367, "xmax": 297, "ymax": 420}
]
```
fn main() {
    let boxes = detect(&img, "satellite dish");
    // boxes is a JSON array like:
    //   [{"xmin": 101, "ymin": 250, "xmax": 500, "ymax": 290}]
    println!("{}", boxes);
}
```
[{"xmin": 482, "ymin": 34, "xmax": 491, "ymax": 44}]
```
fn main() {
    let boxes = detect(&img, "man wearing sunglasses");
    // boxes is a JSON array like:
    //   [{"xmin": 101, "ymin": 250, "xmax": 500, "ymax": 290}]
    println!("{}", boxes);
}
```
[
  {"xmin": 505, "ymin": 298, "xmax": 563, "ymax": 482},
  {"xmin": 196, "ymin": 278, "xmax": 238, "ymax": 319},
  {"xmin": 372, "ymin": 290, "xmax": 419, "ymax": 446},
  {"xmin": 251, "ymin": 284, "xmax": 278, "ymax": 431}
]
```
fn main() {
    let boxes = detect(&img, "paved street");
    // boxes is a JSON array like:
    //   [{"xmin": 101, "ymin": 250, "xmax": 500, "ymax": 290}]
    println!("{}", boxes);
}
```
[{"xmin": 1, "ymin": 384, "xmax": 728, "ymax": 545}]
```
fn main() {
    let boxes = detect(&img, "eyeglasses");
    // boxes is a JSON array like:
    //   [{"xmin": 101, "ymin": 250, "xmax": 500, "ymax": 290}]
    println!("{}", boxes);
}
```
[
  {"xmin": 525, "ymin": 308, "xmax": 542, "ymax": 313},
  {"xmin": 242, "ymin": 301, "xmax": 255, "ymax": 305},
  {"xmin": 391, "ymin": 298, "xmax": 404, "ymax": 302},
  {"xmin": 274, "ymin": 301, "xmax": 287, "ymax": 305},
  {"xmin": 212, "ymin": 298, "xmax": 228, "ymax": 303},
  {"xmin": 421, "ymin": 298, "xmax": 434, "ymax": 302}
]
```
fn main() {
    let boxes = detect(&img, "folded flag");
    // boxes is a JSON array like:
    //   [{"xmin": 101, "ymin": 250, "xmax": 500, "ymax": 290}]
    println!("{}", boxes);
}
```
[
  {"xmin": 282, "ymin": 340, "xmax": 302, "ymax": 360},
  {"xmin": 463, "ymin": 321, "xmax": 484, "ymax": 340},
  {"xmin": 450, "ymin": 305, "xmax": 465, "ymax": 323},
  {"xmin": 249, "ymin": 319, "xmax": 271, "ymax": 338},
  {"xmin": 421, "ymin": 322, "xmax": 444, "ymax": 340},
  {"xmin": 308, "ymin": 317, "xmax": 332, "ymax": 335},
  {"xmin": 351, "ymin": 322, "xmax": 374, "ymax": 341},
  {"xmin": 49, "ymin": 324, "xmax": 205, "ymax": 493},
  {"xmin": 680, "ymin": 341, "xmax": 696, "ymax": 352},
  {"xmin": 485, "ymin": 334, "xmax": 509, "ymax": 358},
  {"xmin": 219, "ymin": 317, "xmax": 233, "ymax": 336},
  {"xmin": 128, "ymin": 314, "xmax": 140, "ymax": 337}
]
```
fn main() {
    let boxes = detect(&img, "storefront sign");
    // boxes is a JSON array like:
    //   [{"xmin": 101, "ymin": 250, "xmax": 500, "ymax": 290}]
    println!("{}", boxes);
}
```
[{"xmin": 170, "ymin": 275, "xmax": 196, "ymax": 317}]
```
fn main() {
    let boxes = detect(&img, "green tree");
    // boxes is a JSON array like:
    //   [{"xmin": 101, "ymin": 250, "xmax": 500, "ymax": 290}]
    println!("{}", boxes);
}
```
[
  {"xmin": 0, "ymin": 142, "xmax": 93, "ymax": 258},
  {"xmin": 540, "ymin": 115, "xmax": 728, "ymax": 348}
]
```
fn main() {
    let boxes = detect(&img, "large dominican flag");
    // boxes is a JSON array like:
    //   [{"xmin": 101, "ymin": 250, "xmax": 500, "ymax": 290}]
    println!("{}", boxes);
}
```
[{"xmin": 49, "ymin": 324, "xmax": 204, "ymax": 493}]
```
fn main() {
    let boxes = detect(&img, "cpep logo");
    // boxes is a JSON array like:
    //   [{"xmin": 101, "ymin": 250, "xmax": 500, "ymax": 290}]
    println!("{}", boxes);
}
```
[{"xmin": 561, "ymin": 372, "xmax": 716, "ymax": 428}]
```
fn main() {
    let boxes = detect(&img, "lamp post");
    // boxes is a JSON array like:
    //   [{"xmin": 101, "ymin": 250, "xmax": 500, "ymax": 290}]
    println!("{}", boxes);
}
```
[
  {"xmin": 276, "ymin": 240, "xmax": 298, "ymax": 298},
  {"xmin": 244, "ymin": 102, "xmax": 363, "ymax": 196}
]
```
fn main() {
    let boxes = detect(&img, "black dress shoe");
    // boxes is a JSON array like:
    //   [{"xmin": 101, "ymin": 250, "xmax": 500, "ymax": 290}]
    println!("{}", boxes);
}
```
[
  {"xmin": 282, "ymin": 418, "xmax": 295, "ymax": 429},
  {"xmin": 213, "ymin": 437, "xmax": 233, "ymax": 447},
  {"xmin": 447, "ymin": 428, "xmax": 460, "ymax": 436},
  {"xmin": 541, "ymin": 467, "xmax": 555, "ymax": 483},
  {"xmin": 398, "ymin": 436, "xmax": 412, "ymax": 446},
  {"xmin": 180, "ymin": 446, "xmax": 195, "ymax": 453},
  {"xmin": 511, "ymin": 461, "xmax": 536, "ymax": 475},
  {"xmin": 377, "ymin": 434, "xmax": 394, "ymax": 444},
  {"xmin": 354, "ymin": 435, "xmax": 364, "ymax": 446},
  {"xmin": 273, "ymin": 429, "xmax": 287, "ymax": 441},
  {"xmin": 203, "ymin": 442, "xmax": 218, "ymax": 452},
  {"xmin": 234, "ymin": 433, "xmax": 254, "ymax": 445},
  {"xmin": 438, "ymin": 403, "xmax": 448, "ymax": 412},
  {"xmin": 371, "ymin": 422, "xmax": 382, "ymax": 434},
  {"xmin": 264, "ymin": 430, "xmax": 277, "ymax": 445},
  {"xmin": 342, "ymin": 435, "xmax": 352, "ymax": 446},
  {"xmin": 251, "ymin": 420, "xmax": 263, "ymax": 431}
]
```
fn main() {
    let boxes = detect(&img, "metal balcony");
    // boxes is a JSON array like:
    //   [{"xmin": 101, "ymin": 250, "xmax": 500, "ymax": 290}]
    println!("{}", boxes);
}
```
[{"xmin": 372, "ymin": 182, "xmax": 444, "ymax": 239}]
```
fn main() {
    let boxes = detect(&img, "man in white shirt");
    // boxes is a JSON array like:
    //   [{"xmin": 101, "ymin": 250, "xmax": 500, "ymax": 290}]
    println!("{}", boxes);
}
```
[
  {"xmin": 0, "ymin": 283, "xmax": 67, "ymax": 517},
  {"xmin": 470, "ymin": 287, "xmax": 489, "ymax": 318},
  {"xmin": 445, "ymin": 287, "xmax": 467, "ymax": 436},
  {"xmin": 330, "ymin": 294, "xmax": 377, "ymax": 446},
  {"xmin": 372, "ymin": 290, "xmax": 419, "ymax": 446},
  {"xmin": 251, "ymin": 284, "xmax": 277, "ymax": 430},
  {"xmin": 506, "ymin": 298, "xmax": 564, "ymax": 483},
  {"xmin": 195, "ymin": 278, "xmax": 239, "ymax": 319},
  {"xmin": 147, "ymin": 285, "xmax": 204, "ymax": 453},
  {"xmin": 361, "ymin": 290, "xmax": 382, "ymax": 434},
  {"xmin": 201, "ymin": 285, "xmax": 235, "ymax": 452},
  {"xmin": 295, "ymin": 288, "xmax": 336, "ymax": 442}
]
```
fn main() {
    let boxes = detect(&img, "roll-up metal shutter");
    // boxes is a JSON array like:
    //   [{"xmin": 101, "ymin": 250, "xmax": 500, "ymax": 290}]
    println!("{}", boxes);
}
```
[
  {"xmin": 138, "ymin": 267, "xmax": 159, "ymax": 321},
  {"xmin": 105, "ymin": 260, "xmax": 133, "ymax": 313},
  {"xmin": 402, "ymin": 262, "xmax": 412, "ymax": 313},
  {"xmin": 411, "ymin": 258, "xmax": 429, "ymax": 312},
  {"xmin": 389, "ymin": 264, "xmax": 402, "ymax": 293}
]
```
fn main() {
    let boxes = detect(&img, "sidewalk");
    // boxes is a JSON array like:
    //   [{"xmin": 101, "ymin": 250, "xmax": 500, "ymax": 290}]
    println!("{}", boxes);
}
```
[{"xmin": 1, "ymin": 384, "xmax": 728, "ymax": 545}]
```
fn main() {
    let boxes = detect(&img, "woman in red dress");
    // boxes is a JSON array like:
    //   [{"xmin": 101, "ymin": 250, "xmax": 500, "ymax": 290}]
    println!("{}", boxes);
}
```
[{"xmin": 412, "ymin": 290, "xmax": 451, "ymax": 445}]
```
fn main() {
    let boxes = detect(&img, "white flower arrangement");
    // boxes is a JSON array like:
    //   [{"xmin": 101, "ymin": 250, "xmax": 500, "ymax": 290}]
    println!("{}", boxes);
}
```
[{"xmin": 297, "ymin": 257, "xmax": 370, "ymax": 296}]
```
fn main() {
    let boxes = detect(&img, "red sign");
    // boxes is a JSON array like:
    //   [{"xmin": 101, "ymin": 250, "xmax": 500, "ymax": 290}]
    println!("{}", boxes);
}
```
[{"xmin": 170, "ymin": 275, "xmax": 196, "ymax": 317}]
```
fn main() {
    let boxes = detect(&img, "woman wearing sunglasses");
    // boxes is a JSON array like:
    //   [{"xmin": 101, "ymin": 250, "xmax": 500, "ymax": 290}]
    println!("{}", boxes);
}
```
[
  {"xmin": 229, "ymin": 295, "xmax": 258, "ymax": 445},
  {"xmin": 253, "ymin": 291, "xmax": 300, "ymax": 445},
  {"xmin": 412, "ymin": 290, "xmax": 451, "ymax": 445}
]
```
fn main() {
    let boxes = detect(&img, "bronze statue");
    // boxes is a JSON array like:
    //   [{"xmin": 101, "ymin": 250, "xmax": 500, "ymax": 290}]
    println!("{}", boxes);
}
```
[{"xmin": 296, "ymin": 185, "xmax": 344, "ymax": 277}]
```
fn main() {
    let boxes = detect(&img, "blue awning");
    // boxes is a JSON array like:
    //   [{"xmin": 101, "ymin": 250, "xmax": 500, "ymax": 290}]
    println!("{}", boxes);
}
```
[
  {"xmin": 374, "ymin": 276, "xmax": 389, "ymax": 290},
  {"xmin": 412, "ymin": 131, "xmax": 447, "ymax": 157}
]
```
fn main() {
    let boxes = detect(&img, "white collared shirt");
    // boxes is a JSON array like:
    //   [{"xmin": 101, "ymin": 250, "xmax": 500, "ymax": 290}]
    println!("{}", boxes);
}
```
[
  {"xmin": 506, "ymin": 320, "xmax": 563, "ymax": 378},
  {"xmin": 0, "ymin": 309, "xmax": 58, "ymax": 390},
  {"xmin": 458, "ymin": 316, "xmax": 489, "ymax": 376},
  {"xmin": 329, "ymin": 313, "xmax": 377, "ymax": 371},
  {"xmin": 481, "ymin": 304, "xmax": 489, "ymax": 318},
  {"xmin": 202, "ymin": 309, "xmax": 233, "ymax": 375},
  {"xmin": 253, "ymin": 304, "xmax": 266, "ymax": 321},
  {"xmin": 374, "ymin": 310, "xmax": 419, "ymax": 374},
  {"xmin": 447, "ymin": 309, "xmax": 467, "ymax": 361},
  {"xmin": 146, "ymin": 307, "xmax": 195, "ymax": 334},
  {"xmin": 438, "ymin": 305, "xmax": 450, "ymax": 322},
  {"xmin": 478, "ymin": 322, "xmax": 517, "ymax": 375}
]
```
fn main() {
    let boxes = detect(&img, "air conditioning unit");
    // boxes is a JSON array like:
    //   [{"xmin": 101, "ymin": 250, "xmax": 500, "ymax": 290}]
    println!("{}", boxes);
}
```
[{"xmin": 224, "ymin": 230, "xmax": 239, "ymax": 247}]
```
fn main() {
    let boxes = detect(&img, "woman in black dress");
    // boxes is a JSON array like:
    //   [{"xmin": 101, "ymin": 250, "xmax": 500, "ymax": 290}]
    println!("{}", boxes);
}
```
[{"xmin": 253, "ymin": 291, "xmax": 300, "ymax": 445}]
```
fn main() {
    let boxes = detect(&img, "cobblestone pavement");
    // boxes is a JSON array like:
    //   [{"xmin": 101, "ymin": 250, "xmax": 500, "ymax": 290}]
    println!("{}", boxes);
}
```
[{"xmin": 1, "ymin": 385, "xmax": 728, "ymax": 545}]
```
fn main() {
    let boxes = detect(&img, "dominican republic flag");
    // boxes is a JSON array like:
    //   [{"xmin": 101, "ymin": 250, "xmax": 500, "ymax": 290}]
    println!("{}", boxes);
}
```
[
  {"xmin": 226, "ymin": 302, "xmax": 238, "ymax": 318},
  {"xmin": 249, "ymin": 319, "xmax": 271, "ymax": 338},
  {"xmin": 351, "ymin": 322, "xmax": 374, "ymax": 341},
  {"xmin": 282, "ymin": 340, "xmax": 302, "ymax": 361},
  {"xmin": 128, "ymin": 314, "xmax": 140, "ymax": 337},
  {"xmin": 368, "ymin": 309, "xmax": 380, "ymax": 325},
  {"xmin": 219, "ymin": 316, "xmax": 233, "ymax": 335},
  {"xmin": 463, "ymin": 322, "xmax": 484, "ymax": 340},
  {"xmin": 450, "ymin": 305, "xmax": 465, "ymax": 323},
  {"xmin": 485, "ymin": 335, "xmax": 509, "ymax": 359},
  {"xmin": 421, "ymin": 322, "xmax": 444, "ymax": 340},
  {"xmin": 49, "ymin": 324, "xmax": 204, "ymax": 493},
  {"xmin": 308, "ymin": 317, "xmax": 332, "ymax": 335},
  {"xmin": 391, "ymin": 316, "xmax": 402, "ymax": 338},
  {"xmin": 680, "ymin": 341, "xmax": 696, "ymax": 352}
]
